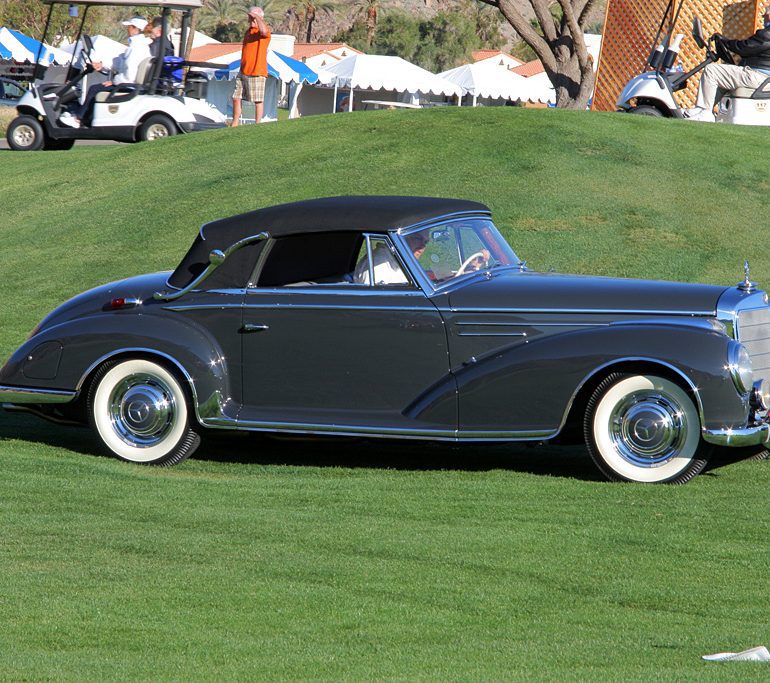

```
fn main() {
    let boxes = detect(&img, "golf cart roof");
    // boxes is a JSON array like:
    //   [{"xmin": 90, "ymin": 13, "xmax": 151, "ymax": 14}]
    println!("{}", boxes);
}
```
[{"xmin": 43, "ymin": 0, "xmax": 203, "ymax": 8}]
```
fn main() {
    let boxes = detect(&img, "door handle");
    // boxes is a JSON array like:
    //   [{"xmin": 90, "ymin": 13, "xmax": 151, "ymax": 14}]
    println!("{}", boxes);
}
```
[{"xmin": 240, "ymin": 324, "xmax": 269, "ymax": 333}]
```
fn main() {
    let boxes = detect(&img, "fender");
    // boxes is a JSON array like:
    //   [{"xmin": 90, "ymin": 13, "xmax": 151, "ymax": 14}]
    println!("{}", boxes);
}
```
[
  {"xmin": 0, "ymin": 312, "xmax": 236, "ymax": 425},
  {"xmin": 451, "ymin": 323, "xmax": 746, "ymax": 435},
  {"xmin": 617, "ymin": 72, "xmax": 679, "ymax": 112}
]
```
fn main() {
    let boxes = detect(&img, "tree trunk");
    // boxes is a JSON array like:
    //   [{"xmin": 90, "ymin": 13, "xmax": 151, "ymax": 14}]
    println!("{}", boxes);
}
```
[
  {"xmin": 305, "ymin": 4, "xmax": 316, "ymax": 42},
  {"xmin": 478, "ymin": 0, "xmax": 597, "ymax": 109}
]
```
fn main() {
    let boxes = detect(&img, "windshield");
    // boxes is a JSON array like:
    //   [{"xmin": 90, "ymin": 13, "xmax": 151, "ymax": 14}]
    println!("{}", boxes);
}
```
[{"xmin": 401, "ymin": 218, "xmax": 519, "ymax": 286}]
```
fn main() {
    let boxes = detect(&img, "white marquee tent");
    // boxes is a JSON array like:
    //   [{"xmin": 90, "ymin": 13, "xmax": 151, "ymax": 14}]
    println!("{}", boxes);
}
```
[
  {"xmin": 438, "ymin": 60, "xmax": 531, "ymax": 106},
  {"xmin": 310, "ymin": 54, "xmax": 463, "ymax": 113}
]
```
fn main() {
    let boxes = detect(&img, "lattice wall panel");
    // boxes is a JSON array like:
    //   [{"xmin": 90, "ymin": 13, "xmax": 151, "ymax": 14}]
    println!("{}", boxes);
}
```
[{"xmin": 593, "ymin": 0, "xmax": 764, "ymax": 112}]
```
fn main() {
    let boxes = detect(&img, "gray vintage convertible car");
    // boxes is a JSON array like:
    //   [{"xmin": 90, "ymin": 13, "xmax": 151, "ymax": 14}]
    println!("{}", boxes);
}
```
[{"xmin": 1, "ymin": 196, "xmax": 769, "ymax": 483}]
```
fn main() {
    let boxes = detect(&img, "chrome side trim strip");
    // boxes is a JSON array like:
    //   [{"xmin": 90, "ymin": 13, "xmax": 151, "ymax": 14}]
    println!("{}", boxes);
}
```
[
  {"xmin": 0, "ymin": 386, "xmax": 76, "ymax": 404},
  {"xmin": 199, "ymin": 414, "xmax": 557, "ymax": 442},
  {"xmin": 166, "ymin": 303, "xmax": 434, "ymax": 313},
  {"xmin": 703, "ymin": 424, "xmax": 770, "ymax": 447},
  {"xmin": 457, "ymin": 332, "xmax": 528, "ymax": 337},
  {"xmin": 444, "ymin": 307, "xmax": 715, "ymax": 316}
]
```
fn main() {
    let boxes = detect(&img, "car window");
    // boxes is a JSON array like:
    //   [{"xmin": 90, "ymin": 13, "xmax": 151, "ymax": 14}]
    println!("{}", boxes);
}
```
[
  {"xmin": 0, "ymin": 79, "xmax": 25, "ymax": 102},
  {"xmin": 404, "ymin": 219, "xmax": 518, "ymax": 286},
  {"xmin": 352, "ymin": 235, "xmax": 409, "ymax": 286}
]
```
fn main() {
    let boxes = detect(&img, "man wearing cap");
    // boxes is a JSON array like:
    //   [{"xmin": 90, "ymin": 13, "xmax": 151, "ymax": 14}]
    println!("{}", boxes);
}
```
[
  {"xmin": 231, "ymin": 6, "xmax": 271, "ymax": 127},
  {"xmin": 60, "ymin": 16, "xmax": 151, "ymax": 127},
  {"xmin": 686, "ymin": 5, "xmax": 770, "ymax": 122}
]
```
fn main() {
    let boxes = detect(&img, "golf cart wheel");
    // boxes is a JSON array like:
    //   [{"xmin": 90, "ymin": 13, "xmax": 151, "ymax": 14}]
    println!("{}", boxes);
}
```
[
  {"xmin": 7, "ymin": 115, "xmax": 45, "ymax": 151},
  {"xmin": 628, "ymin": 105, "xmax": 665, "ymax": 117},
  {"xmin": 138, "ymin": 114, "xmax": 177, "ymax": 142},
  {"xmin": 87, "ymin": 358, "xmax": 200, "ymax": 466},
  {"xmin": 584, "ymin": 373, "xmax": 710, "ymax": 484}
]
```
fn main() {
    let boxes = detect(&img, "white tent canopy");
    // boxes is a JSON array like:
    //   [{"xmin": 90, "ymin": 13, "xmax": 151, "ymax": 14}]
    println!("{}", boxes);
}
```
[
  {"xmin": 60, "ymin": 34, "xmax": 126, "ymax": 66},
  {"xmin": 439, "ymin": 60, "xmax": 528, "ymax": 103},
  {"xmin": 324, "ymin": 54, "xmax": 462, "ymax": 99}
]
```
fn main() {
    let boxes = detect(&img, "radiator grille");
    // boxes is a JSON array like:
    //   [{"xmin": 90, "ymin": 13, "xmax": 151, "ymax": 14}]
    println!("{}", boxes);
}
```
[{"xmin": 737, "ymin": 307, "xmax": 770, "ymax": 382}]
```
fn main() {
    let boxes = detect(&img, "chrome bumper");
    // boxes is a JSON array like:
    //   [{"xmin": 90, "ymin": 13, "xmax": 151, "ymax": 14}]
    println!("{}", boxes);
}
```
[
  {"xmin": 0, "ymin": 385, "xmax": 76, "ymax": 404},
  {"xmin": 703, "ymin": 423, "xmax": 770, "ymax": 447}
]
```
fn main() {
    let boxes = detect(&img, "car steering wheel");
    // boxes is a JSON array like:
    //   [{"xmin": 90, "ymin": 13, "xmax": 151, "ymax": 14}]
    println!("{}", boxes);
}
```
[{"xmin": 457, "ymin": 251, "xmax": 487, "ymax": 275}]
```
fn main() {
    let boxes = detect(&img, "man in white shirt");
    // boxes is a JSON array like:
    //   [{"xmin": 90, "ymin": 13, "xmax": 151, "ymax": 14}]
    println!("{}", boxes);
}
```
[{"xmin": 60, "ymin": 17, "xmax": 151, "ymax": 127}]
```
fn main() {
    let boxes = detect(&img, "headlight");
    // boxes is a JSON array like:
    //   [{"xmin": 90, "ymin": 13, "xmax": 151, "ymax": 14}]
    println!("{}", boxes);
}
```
[{"xmin": 727, "ymin": 341, "xmax": 753, "ymax": 394}]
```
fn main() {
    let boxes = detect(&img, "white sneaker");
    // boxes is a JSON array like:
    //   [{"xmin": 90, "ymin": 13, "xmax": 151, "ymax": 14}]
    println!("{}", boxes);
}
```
[
  {"xmin": 684, "ymin": 107, "xmax": 715, "ymax": 122},
  {"xmin": 58, "ymin": 111, "xmax": 80, "ymax": 128}
]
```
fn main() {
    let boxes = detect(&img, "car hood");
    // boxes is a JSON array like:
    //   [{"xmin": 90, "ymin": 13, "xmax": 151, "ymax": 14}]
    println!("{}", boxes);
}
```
[{"xmin": 445, "ymin": 270, "xmax": 728, "ymax": 315}]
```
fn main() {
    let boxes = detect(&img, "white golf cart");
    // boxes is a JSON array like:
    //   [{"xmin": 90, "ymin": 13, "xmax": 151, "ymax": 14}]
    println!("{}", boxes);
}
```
[
  {"xmin": 6, "ymin": 0, "xmax": 226, "ymax": 151},
  {"xmin": 617, "ymin": 11, "xmax": 770, "ymax": 125}
]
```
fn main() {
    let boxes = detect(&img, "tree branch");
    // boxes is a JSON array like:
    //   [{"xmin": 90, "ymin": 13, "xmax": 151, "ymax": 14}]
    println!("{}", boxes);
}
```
[
  {"xmin": 530, "ymin": 0, "xmax": 558, "ymax": 43},
  {"xmin": 557, "ymin": 0, "xmax": 590, "ymax": 70},
  {"xmin": 578, "ymin": 0, "xmax": 599, "ymax": 28},
  {"xmin": 495, "ymin": 0, "xmax": 556, "ymax": 71}
]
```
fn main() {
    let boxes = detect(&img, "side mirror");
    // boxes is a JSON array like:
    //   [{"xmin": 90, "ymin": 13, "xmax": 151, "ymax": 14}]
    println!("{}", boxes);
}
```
[
  {"xmin": 209, "ymin": 249, "xmax": 225, "ymax": 266},
  {"xmin": 692, "ymin": 17, "xmax": 706, "ymax": 49}
]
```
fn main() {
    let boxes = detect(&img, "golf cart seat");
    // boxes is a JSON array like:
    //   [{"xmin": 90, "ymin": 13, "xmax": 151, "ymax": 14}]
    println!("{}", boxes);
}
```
[
  {"xmin": 93, "ymin": 58, "xmax": 158, "ymax": 104},
  {"xmin": 731, "ymin": 74, "xmax": 770, "ymax": 99}
]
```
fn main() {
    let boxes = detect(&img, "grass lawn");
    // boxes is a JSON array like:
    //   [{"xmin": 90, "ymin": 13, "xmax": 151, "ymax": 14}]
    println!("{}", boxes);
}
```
[{"xmin": 1, "ymin": 108, "xmax": 769, "ymax": 680}]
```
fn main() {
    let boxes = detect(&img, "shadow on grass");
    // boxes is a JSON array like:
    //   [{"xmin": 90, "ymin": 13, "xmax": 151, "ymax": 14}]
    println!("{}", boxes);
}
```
[
  {"xmin": 0, "ymin": 409, "xmax": 602, "ymax": 481},
  {"xmin": 1, "ymin": 409, "xmax": 760, "ymax": 482}
]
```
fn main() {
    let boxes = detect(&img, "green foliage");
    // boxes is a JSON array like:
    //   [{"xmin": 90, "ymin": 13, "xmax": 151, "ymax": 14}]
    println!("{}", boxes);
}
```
[
  {"xmin": 1, "ymin": 108, "xmax": 770, "ymax": 680},
  {"xmin": 338, "ymin": 6, "xmax": 494, "ymax": 71}
]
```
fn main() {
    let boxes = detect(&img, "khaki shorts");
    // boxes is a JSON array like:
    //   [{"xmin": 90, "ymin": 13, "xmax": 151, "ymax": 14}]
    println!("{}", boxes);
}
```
[{"xmin": 233, "ymin": 73, "xmax": 266, "ymax": 103}]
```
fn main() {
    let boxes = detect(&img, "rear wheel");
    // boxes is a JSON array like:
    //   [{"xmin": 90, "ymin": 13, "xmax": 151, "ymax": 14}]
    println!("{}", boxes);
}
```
[
  {"xmin": 584, "ymin": 373, "xmax": 710, "ymax": 484},
  {"xmin": 7, "ymin": 115, "xmax": 44, "ymax": 151},
  {"xmin": 87, "ymin": 358, "xmax": 200, "ymax": 466},
  {"xmin": 138, "ymin": 114, "xmax": 176, "ymax": 142},
  {"xmin": 629, "ymin": 105, "xmax": 665, "ymax": 117}
]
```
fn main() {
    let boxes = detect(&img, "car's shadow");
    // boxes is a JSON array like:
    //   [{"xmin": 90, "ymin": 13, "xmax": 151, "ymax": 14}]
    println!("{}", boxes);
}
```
[{"xmin": 0, "ymin": 410, "xmax": 758, "ymax": 482}]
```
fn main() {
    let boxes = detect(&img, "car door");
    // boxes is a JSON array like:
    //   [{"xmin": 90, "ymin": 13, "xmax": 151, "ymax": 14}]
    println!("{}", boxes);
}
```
[{"xmin": 238, "ymin": 232, "xmax": 455, "ymax": 436}]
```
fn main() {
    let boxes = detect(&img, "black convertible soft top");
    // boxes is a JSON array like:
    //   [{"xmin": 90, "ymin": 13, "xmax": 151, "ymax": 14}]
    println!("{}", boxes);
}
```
[
  {"xmin": 201, "ymin": 195, "xmax": 489, "ymax": 239},
  {"xmin": 168, "ymin": 195, "xmax": 490, "ymax": 289}
]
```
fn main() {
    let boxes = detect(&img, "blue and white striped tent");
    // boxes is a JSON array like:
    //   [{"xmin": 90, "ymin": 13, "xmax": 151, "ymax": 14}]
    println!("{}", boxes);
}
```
[
  {"xmin": 209, "ymin": 50, "xmax": 319, "ymax": 85},
  {"xmin": 0, "ymin": 27, "xmax": 71, "ymax": 64}
]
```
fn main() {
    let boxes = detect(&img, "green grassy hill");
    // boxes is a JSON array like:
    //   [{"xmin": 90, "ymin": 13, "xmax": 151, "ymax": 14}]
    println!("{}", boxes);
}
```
[
  {"xmin": 3, "ymin": 107, "xmax": 769, "ymax": 356},
  {"xmin": 1, "ymin": 108, "xmax": 769, "ymax": 681}
]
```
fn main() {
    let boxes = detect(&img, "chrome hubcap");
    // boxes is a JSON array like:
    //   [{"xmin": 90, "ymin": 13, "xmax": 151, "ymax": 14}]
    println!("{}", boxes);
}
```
[
  {"xmin": 13, "ymin": 124, "xmax": 35, "ymax": 147},
  {"xmin": 610, "ymin": 391, "xmax": 686, "ymax": 466},
  {"xmin": 146, "ymin": 124, "xmax": 169, "ymax": 140},
  {"xmin": 109, "ymin": 373, "xmax": 176, "ymax": 447}
]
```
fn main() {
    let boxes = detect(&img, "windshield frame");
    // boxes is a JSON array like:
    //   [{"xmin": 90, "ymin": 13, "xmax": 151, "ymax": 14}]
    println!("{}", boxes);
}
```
[{"xmin": 393, "ymin": 215, "xmax": 521, "ymax": 293}]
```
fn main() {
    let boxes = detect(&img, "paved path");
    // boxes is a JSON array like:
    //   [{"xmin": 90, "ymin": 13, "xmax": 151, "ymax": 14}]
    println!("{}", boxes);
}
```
[{"xmin": 0, "ymin": 137, "xmax": 120, "ymax": 150}]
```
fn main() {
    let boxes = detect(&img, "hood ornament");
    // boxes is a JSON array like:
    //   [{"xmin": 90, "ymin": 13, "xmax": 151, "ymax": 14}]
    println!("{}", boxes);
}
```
[{"xmin": 737, "ymin": 259, "xmax": 756, "ymax": 293}]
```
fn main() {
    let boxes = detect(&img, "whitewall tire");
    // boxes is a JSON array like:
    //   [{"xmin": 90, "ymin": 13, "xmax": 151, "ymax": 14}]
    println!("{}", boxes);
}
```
[
  {"xmin": 584, "ymin": 373, "xmax": 710, "ymax": 484},
  {"xmin": 87, "ymin": 359, "xmax": 200, "ymax": 465}
]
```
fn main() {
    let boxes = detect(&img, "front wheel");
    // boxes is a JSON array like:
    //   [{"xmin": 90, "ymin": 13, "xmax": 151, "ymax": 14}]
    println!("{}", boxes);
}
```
[
  {"xmin": 138, "ymin": 114, "xmax": 177, "ymax": 142},
  {"xmin": 584, "ymin": 373, "xmax": 710, "ymax": 484},
  {"xmin": 87, "ymin": 358, "xmax": 200, "ymax": 465},
  {"xmin": 628, "ymin": 105, "xmax": 665, "ymax": 117},
  {"xmin": 7, "ymin": 115, "xmax": 45, "ymax": 151}
]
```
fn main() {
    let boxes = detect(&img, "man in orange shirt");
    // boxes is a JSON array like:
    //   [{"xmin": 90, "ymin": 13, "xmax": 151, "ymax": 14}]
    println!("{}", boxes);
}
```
[{"xmin": 231, "ymin": 6, "xmax": 271, "ymax": 126}]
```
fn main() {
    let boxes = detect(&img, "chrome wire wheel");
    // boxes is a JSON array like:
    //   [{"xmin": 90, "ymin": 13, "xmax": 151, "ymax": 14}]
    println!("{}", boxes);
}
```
[
  {"xmin": 88, "ymin": 359, "xmax": 200, "ymax": 465},
  {"xmin": 584, "ymin": 373, "xmax": 710, "ymax": 484}
]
